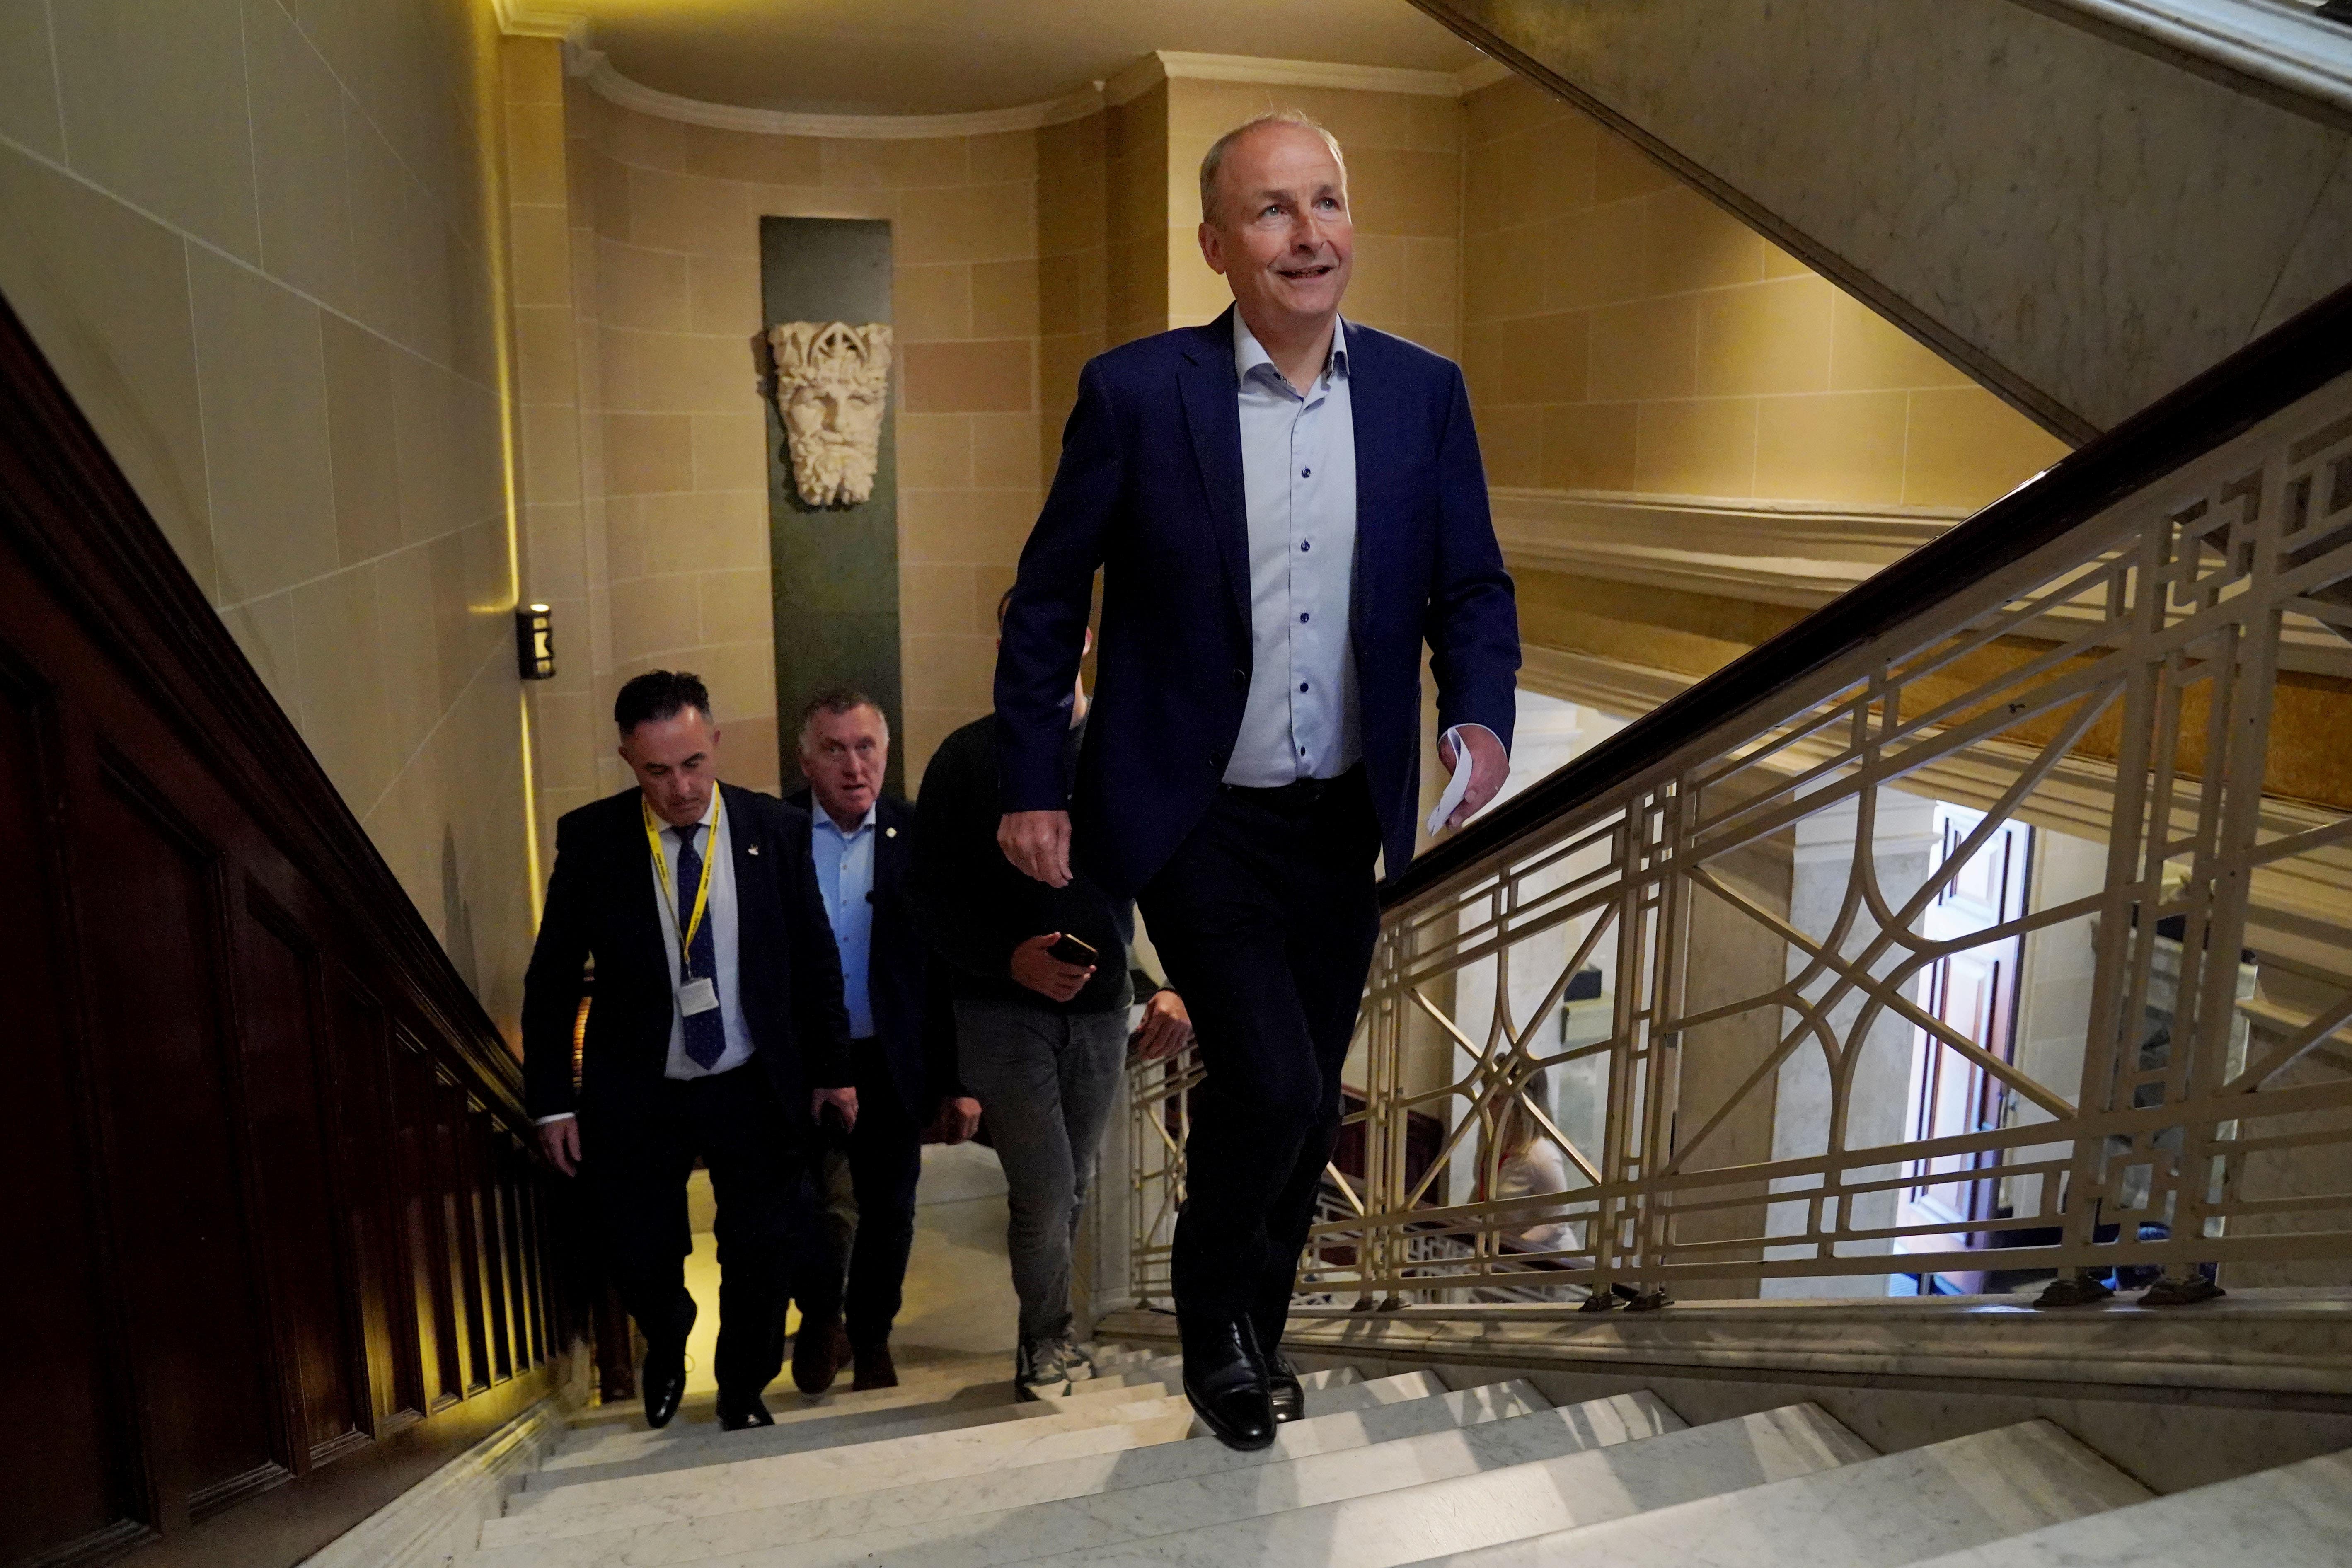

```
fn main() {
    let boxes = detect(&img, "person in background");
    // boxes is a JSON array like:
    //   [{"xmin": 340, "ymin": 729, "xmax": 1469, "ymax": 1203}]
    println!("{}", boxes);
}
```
[
  {"xmin": 521, "ymin": 671, "xmax": 854, "ymax": 1432},
  {"xmin": 913, "ymin": 592, "xmax": 1193, "ymax": 1401},
  {"xmin": 993, "ymin": 111, "xmax": 1519, "ymax": 1448},
  {"xmin": 787, "ymin": 689, "xmax": 980, "ymax": 1395}
]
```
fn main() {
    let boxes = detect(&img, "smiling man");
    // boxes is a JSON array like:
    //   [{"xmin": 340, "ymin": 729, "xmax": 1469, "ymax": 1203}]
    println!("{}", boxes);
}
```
[
  {"xmin": 521, "ymin": 670, "xmax": 856, "ymax": 1433},
  {"xmin": 994, "ymin": 113, "xmax": 1520, "ymax": 1449}
]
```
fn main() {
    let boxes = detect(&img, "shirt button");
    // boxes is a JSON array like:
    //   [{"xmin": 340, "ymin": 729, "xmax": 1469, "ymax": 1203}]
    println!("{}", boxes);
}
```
[
  {"xmin": 1299, "ymin": 681, "xmax": 1309, "ymax": 692},
  {"xmin": 1302, "ymin": 467, "xmax": 1312, "ymax": 478},
  {"xmin": 1300, "ymin": 540, "xmax": 1311, "ymax": 552},
  {"xmin": 1299, "ymin": 612, "xmax": 1309, "ymax": 623}
]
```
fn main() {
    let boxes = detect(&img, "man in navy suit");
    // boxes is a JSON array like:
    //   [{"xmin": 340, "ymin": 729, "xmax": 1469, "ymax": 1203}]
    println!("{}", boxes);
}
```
[
  {"xmin": 523, "ymin": 671, "xmax": 855, "ymax": 1432},
  {"xmin": 995, "ymin": 112, "xmax": 1520, "ymax": 1449},
  {"xmin": 784, "ymin": 690, "xmax": 978, "ymax": 1395}
]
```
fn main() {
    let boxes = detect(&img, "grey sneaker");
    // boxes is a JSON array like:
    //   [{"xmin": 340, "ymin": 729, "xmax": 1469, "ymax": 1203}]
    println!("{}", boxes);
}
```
[
  {"xmin": 1060, "ymin": 1336, "xmax": 1097, "ymax": 1383},
  {"xmin": 1015, "ymin": 1336, "xmax": 1073, "ymax": 1401}
]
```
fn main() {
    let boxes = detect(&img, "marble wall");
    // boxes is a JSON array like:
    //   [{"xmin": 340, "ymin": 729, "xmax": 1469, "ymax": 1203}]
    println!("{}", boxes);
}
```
[
  {"xmin": 1461, "ymin": 75, "xmax": 2067, "ymax": 509},
  {"xmin": 0, "ymin": 0, "xmax": 537, "ymax": 1036}
]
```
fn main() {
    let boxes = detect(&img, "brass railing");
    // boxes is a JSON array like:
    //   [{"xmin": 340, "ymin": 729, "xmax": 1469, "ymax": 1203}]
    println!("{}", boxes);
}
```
[{"xmin": 1128, "ymin": 285, "xmax": 2352, "ymax": 1312}]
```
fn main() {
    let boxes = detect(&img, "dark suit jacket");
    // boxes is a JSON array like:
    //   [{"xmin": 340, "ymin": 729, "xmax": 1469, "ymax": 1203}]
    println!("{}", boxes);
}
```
[
  {"xmin": 995, "ymin": 307, "xmax": 1521, "ymax": 896},
  {"xmin": 521, "ymin": 782, "xmax": 853, "ymax": 1125},
  {"xmin": 786, "ymin": 789, "xmax": 960, "ymax": 1120}
]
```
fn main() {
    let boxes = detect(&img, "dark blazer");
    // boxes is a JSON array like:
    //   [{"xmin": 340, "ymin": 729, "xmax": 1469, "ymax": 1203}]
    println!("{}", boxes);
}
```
[
  {"xmin": 995, "ymin": 307, "xmax": 1521, "ymax": 897},
  {"xmin": 786, "ymin": 789, "xmax": 958, "ymax": 1119},
  {"xmin": 521, "ymin": 782, "xmax": 853, "ymax": 1124}
]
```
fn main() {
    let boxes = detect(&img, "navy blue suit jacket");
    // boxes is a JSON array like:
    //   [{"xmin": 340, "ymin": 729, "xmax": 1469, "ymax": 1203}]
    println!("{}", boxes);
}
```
[
  {"xmin": 995, "ymin": 308, "xmax": 1521, "ymax": 897},
  {"xmin": 786, "ymin": 789, "xmax": 961, "ymax": 1120}
]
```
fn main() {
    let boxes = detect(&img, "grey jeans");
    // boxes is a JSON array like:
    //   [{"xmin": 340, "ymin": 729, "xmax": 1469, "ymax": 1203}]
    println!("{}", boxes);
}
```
[{"xmin": 955, "ymin": 998, "xmax": 1129, "ymax": 1348}]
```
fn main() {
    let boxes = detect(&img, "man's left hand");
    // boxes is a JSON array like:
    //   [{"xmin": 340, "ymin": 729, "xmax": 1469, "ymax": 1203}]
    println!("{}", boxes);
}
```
[
  {"xmin": 1438, "ymin": 724, "xmax": 1510, "ymax": 830},
  {"xmin": 927, "ymin": 1095, "xmax": 983, "ymax": 1145},
  {"xmin": 1130, "ymin": 989, "xmax": 1194, "ymax": 1062},
  {"xmin": 813, "ymin": 1085, "xmax": 859, "ymax": 1133}
]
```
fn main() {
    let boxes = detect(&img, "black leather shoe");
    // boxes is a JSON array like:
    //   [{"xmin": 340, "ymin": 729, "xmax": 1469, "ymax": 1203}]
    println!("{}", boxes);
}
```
[
  {"xmin": 793, "ymin": 1314, "xmax": 845, "ymax": 1395},
  {"xmin": 716, "ymin": 1391, "xmax": 774, "ymax": 1430},
  {"xmin": 1265, "ymin": 1348, "xmax": 1305, "ymax": 1423},
  {"xmin": 1181, "ymin": 1316, "xmax": 1275, "ymax": 1451},
  {"xmin": 639, "ymin": 1295, "xmax": 695, "ymax": 1429},
  {"xmin": 640, "ymin": 1338, "xmax": 688, "ymax": 1430}
]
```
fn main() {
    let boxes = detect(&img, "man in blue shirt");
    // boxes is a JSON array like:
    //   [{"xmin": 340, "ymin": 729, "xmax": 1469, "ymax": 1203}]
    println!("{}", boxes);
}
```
[
  {"xmin": 995, "ymin": 114, "xmax": 1519, "ymax": 1449},
  {"xmin": 788, "ymin": 689, "xmax": 977, "ymax": 1394}
]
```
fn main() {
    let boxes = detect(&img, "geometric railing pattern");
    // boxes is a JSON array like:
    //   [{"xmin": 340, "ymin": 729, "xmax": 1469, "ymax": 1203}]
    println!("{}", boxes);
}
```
[{"xmin": 1131, "ymin": 366, "xmax": 2352, "ymax": 1311}]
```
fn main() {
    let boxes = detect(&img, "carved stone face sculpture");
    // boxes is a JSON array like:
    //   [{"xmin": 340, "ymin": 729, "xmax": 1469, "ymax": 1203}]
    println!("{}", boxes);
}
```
[{"xmin": 767, "ymin": 321, "xmax": 892, "ymax": 508}]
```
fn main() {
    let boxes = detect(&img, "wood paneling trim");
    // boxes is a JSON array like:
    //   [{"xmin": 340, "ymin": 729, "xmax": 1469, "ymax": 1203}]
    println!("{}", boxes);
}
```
[{"xmin": 0, "ymin": 285, "xmax": 582, "ymax": 1568}]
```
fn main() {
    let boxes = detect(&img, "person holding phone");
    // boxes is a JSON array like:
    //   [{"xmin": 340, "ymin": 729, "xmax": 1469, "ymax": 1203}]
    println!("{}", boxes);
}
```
[{"xmin": 912, "ymin": 593, "xmax": 1193, "ymax": 1400}]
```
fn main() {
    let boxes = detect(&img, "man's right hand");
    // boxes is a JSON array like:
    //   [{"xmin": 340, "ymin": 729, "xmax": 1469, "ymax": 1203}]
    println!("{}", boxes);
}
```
[
  {"xmin": 998, "ymin": 809, "xmax": 1073, "ymax": 887},
  {"xmin": 539, "ymin": 1115, "xmax": 581, "ymax": 1177},
  {"xmin": 1010, "ymin": 932, "xmax": 1094, "ymax": 1002}
]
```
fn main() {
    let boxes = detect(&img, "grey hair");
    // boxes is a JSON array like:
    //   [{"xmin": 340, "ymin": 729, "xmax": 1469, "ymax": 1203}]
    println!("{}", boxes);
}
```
[
  {"xmin": 1197, "ymin": 110, "xmax": 1347, "ymax": 225},
  {"xmin": 795, "ymin": 687, "xmax": 888, "ymax": 752}
]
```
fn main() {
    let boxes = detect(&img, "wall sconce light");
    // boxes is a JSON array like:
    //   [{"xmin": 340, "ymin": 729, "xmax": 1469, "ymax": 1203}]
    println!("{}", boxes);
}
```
[{"xmin": 515, "ymin": 603, "xmax": 555, "ymax": 680}]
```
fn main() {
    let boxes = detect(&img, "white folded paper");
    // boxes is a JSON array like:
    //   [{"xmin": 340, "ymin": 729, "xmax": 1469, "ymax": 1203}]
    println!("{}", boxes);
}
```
[{"xmin": 1426, "ymin": 725, "xmax": 1476, "ymax": 836}]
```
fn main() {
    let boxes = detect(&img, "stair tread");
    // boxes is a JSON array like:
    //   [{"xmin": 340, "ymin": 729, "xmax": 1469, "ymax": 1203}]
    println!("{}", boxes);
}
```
[
  {"xmin": 984, "ymin": 1402, "xmax": 1876, "ymax": 1568},
  {"xmin": 1900, "ymin": 1447, "xmax": 2352, "ymax": 1568},
  {"xmin": 482, "ymin": 1373, "xmax": 1477, "ymax": 1542},
  {"xmin": 463, "ymin": 1390, "xmax": 1680, "ymax": 1568},
  {"xmin": 530, "ymin": 1379, "xmax": 1182, "ymax": 1489},
  {"xmin": 1394, "ymin": 1418, "xmax": 2153, "ymax": 1568}
]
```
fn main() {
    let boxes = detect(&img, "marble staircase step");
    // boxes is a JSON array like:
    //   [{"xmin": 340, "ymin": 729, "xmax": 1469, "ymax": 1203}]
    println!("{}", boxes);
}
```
[
  {"xmin": 494, "ymin": 1372, "xmax": 1455, "ymax": 1533},
  {"xmin": 997, "ymin": 1402, "xmax": 1873, "ymax": 1568},
  {"xmin": 1899, "ymin": 1447, "xmax": 2352, "ymax": 1568},
  {"xmin": 467, "ymin": 1389, "xmax": 1689, "ymax": 1568},
  {"xmin": 1396, "ymin": 1419, "xmax": 2152, "ymax": 1568},
  {"xmin": 529, "ymin": 1376, "xmax": 1184, "ymax": 1492},
  {"xmin": 475, "ymin": 1380, "xmax": 1558, "ymax": 1559}
]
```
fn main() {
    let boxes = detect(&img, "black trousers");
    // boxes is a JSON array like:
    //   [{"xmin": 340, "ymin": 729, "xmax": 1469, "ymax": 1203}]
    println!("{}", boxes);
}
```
[
  {"xmin": 1137, "ymin": 769, "xmax": 1382, "ymax": 1353},
  {"xmin": 790, "ymin": 1049, "xmax": 923, "ymax": 1348},
  {"xmin": 583, "ymin": 1064, "xmax": 809, "ymax": 1399}
]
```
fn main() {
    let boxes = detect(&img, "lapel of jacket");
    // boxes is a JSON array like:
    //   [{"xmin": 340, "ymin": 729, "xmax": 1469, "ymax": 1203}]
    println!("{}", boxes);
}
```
[
  {"xmin": 721, "ymin": 782, "xmax": 776, "ymax": 955},
  {"xmin": 1176, "ymin": 308, "xmax": 1252, "ymax": 635},
  {"xmin": 1344, "ymin": 321, "xmax": 1402, "ymax": 645}
]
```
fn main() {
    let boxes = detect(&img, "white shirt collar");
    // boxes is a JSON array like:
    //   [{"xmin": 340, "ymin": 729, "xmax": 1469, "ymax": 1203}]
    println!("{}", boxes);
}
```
[
  {"xmin": 813, "ymin": 799, "xmax": 879, "ymax": 840},
  {"xmin": 1234, "ymin": 311, "xmax": 1348, "ymax": 391}
]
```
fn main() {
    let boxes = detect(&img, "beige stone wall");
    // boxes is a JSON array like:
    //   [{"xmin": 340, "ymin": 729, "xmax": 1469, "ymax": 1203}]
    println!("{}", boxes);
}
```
[
  {"xmin": 1164, "ymin": 79, "xmax": 1463, "ymax": 357},
  {"xmin": 508, "ymin": 87, "xmax": 1054, "ymax": 808},
  {"xmin": 0, "ymin": 0, "xmax": 537, "ymax": 1034},
  {"xmin": 1461, "ymin": 75, "xmax": 2066, "ymax": 508}
]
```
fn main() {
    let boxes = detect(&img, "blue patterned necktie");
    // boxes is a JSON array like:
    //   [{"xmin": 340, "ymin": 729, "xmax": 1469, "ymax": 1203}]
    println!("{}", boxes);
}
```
[{"xmin": 673, "ymin": 823, "xmax": 727, "ymax": 1069}]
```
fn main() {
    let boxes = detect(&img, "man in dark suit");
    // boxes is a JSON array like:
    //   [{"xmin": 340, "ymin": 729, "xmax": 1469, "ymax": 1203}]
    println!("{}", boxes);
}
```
[
  {"xmin": 523, "ymin": 670, "xmax": 855, "ymax": 1432},
  {"xmin": 784, "ymin": 689, "xmax": 978, "ymax": 1395},
  {"xmin": 995, "ymin": 112, "xmax": 1521, "ymax": 1449}
]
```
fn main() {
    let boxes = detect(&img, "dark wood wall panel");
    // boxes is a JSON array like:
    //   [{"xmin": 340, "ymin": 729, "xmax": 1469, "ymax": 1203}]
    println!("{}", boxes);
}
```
[
  {"xmin": 84, "ymin": 757, "xmax": 285, "ymax": 1523},
  {"xmin": 0, "ymin": 648, "xmax": 137, "ymax": 1567},
  {"xmin": 0, "ymin": 290, "xmax": 581, "ymax": 1568}
]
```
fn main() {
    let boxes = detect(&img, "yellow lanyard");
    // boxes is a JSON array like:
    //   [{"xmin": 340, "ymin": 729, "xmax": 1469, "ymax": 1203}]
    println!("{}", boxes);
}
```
[{"xmin": 643, "ymin": 792, "xmax": 720, "ymax": 973}]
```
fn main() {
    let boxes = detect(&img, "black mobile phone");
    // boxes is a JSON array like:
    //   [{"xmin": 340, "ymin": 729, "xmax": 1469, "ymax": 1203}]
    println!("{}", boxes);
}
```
[{"xmin": 1046, "ymin": 933, "xmax": 1098, "ymax": 967}]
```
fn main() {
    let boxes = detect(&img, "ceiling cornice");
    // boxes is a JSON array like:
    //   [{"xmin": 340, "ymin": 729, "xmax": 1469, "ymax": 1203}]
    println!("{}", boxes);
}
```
[
  {"xmin": 503, "ymin": 7, "xmax": 1510, "ymax": 141},
  {"xmin": 491, "ymin": 0, "xmax": 586, "ymax": 44},
  {"xmin": 566, "ymin": 42, "xmax": 1108, "ymax": 139}
]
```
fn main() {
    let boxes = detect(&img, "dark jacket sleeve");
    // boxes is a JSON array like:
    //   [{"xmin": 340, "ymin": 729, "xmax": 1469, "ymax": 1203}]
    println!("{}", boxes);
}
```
[
  {"xmin": 995, "ymin": 358, "xmax": 1123, "ymax": 812},
  {"xmin": 779, "ymin": 806, "xmax": 855, "ymax": 1090},
  {"xmin": 1425, "ymin": 362, "xmax": 1522, "ymax": 749},
  {"xmin": 519, "ymin": 814, "xmax": 593, "ymax": 1121},
  {"xmin": 910, "ymin": 729, "xmax": 1022, "ymax": 985}
]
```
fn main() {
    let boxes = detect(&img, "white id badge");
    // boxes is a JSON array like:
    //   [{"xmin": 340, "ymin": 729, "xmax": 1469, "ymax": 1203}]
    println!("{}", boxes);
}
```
[{"xmin": 678, "ymin": 977, "xmax": 720, "ymax": 1016}]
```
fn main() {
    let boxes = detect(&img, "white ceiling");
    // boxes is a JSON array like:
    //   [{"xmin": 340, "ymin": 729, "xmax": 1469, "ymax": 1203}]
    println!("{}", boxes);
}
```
[{"xmin": 556, "ymin": 0, "xmax": 1485, "ymax": 116}]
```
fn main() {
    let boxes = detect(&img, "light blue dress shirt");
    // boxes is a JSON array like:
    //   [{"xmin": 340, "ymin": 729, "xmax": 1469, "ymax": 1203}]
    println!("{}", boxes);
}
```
[
  {"xmin": 1224, "ymin": 312, "xmax": 1362, "ymax": 788},
  {"xmin": 811, "ymin": 802, "xmax": 878, "ymax": 1039}
]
